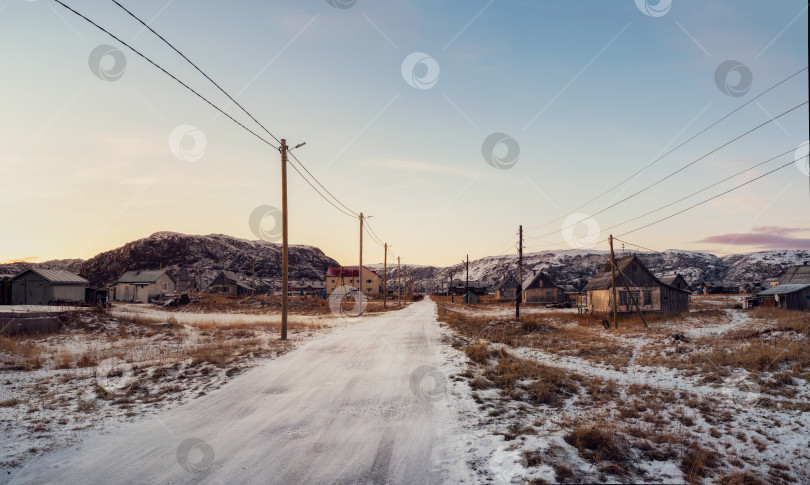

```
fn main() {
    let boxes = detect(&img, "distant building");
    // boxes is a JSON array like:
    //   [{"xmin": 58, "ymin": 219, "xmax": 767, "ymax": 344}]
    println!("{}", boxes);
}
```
[
  {"xmin": 763, "ymin": 278, "xmax": 780, "ymax": 288},
  {"xmin": 10, "ymin": 269, "xmax": 89, "ymax": 305},
  {"xmin": 701, "ymin": 281, "xmax": 741, "ymax": 295},
  {"xmin": 0, "ymin": 274, "xmax": 14, "ymax": 305},
  {"xmin": 113, "ymin": 270, "xmax": 176, "ymax": 303},
  {"xmin": 755, "ymin": 262, "xmax": 810, "ymax": 311},
  {"xmin": 521, "ymin": 271, "xmax": 566, "ymax": 304},
  {"xmin": 583, "ymin": 256, "xmax": 689, "ymax": 314},
  {"xmin": 289, "ymin": 279, "xmax": 326, "ymax": 297},
  {"xmin": 493, "ymin": 275, "xmax": 520, "ymax": 301},
  {"xmin": 659, "ymin": 274, "xmax": 690, "ymax": 292},
  {"xmin": 326, "ymin": 266, "xmax": 381, "ymax": 295},
  {"xmin": 448, "ymin": 279, "xmax": 490, "ymax": 296},
  {"xmin": 208, "ymin": 271, "xmax": 253, "ymax": 297}
]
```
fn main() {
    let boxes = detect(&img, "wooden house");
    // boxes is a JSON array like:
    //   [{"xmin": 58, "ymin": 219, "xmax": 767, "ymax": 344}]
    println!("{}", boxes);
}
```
[
  {"xmin": 289, "ymin": 279, "xmax": 326, "ymax": 297},
  {"xmin": 10, "ymin": 269, "xmax": 89, "ymax": 305},
  {"xmin": 582, "ymin": 255, "xmax": 689, "ymax": 314},
  {"xmin": 521, "ymin": 271, "xmax": 566, "ymax": 304},
  {"xmin": 208, "ymin": 271, "xmax": 253, "ymax": 297},
  {"xmin": 493, "ymin": 275, "xmax": 520, "ymax": 301},
  {"xmin": 659, "ymin": 274, "xmax": 690, "ymax": 292},
  {"xmin": 113, "ymin": 270, "xmax": 176, "ymax": 303},
  {"xmin": 448, "ymin": 279, "xmax": 490, "ymax": 296},
  {"xmin": 755, "ymin": 262, "xmax": 810, "ymax": 311},
  {"xmin": 701, "ymin": 281, "xmax": 741, "ymax": 295}
]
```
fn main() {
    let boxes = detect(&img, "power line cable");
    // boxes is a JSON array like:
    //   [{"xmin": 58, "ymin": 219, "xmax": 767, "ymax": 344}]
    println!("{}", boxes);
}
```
[
  {"xmin": 287, "ymin": 150, "xmax": 359, "ymax": 217},
  {"xmin": 526, "ymin": 67, "xmax": 808, "ymax": 233},
  {"xmin": 52, "ymin": 0, "xmax": 279, "ymax": 151},
  {"xmin": 532, "ymin": 100, "xmax": 808, "ymax": 240}
]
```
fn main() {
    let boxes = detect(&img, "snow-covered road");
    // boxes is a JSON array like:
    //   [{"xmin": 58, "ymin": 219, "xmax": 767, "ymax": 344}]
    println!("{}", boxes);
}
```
[{"xmin": 10, "ymin": 299, "xmax": 472, "ymax": 484}]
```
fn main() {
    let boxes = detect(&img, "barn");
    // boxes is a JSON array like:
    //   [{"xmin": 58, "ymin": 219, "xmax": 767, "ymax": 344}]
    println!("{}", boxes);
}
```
[
  {"xmin": 521, "ymin": 271, "xmax": 566, "ymax": 304},
  {"xmin": 10, "ymin": 269, "xmax": 89, "ymax": 305},
  {"xmin": 583, "ymin": 255, "xmax": 689, "ymax": 315},
  {"xmin": 493, "ymin": 275, "xmax": 520, "ymax": 301},
  {"xmin": 208, "ymin": 271, "xmax": 253, "ymax": 296},
  {"xmin": 113, "ymin": 270, "xmax": 176, "ymax": 303}
]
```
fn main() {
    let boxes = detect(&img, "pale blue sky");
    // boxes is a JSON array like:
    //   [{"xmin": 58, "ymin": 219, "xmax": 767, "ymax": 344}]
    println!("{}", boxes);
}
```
[{"xmin": 1, "ymin": 0, "xmax": 807, "ymax": 266}]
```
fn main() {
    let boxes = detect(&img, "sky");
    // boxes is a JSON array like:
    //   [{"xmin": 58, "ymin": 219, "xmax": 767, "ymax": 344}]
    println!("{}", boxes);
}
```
[{"xmin": 0, "ymin": 0, "xmax": 808, "ymax": 267}]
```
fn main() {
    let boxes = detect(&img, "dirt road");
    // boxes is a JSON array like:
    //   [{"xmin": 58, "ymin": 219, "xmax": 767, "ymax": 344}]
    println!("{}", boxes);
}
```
[{"xmin": 10, "ymin": 299, "xmax": 472, "ymax": 484}]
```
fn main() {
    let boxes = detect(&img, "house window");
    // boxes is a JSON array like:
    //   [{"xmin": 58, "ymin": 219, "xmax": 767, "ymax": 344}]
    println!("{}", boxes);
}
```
[
  {"xmin": 331, "ymin": 279, "xmax": 335, "ymax": 283},
  {"xmin": 366, "ymin": 288, "xmax": 373, "ymax": 292},
  {"xmin": 619, "ymin": 291, "xmax": 627, "ymax": 305},
  {"xmin": 162, "ymin": 283, "xmax": 168, "ymax": 291},
  {"xmin": 631, "ymin": 291, "xmax": 640, "ymax": 305},
  {"xmin": 366, "ymin": 279, "xmax": 373, "ymax": 283},
  {"xmin": 545, "ymin": 291, "xmax": 551, "ymax": 299},
  {"xmin": 643, "ymin": 290, "xmax": 652, "ymax": 305}
]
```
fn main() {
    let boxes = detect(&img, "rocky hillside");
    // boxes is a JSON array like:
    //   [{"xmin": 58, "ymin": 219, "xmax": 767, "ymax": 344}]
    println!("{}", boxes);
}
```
[{"xmin": 0, "ymin": 232, "xmax": 338, "ymax": 292}]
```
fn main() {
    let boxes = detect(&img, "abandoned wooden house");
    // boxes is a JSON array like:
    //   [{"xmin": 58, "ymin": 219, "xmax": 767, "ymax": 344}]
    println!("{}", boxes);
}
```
[
  {"xmin": 448, "ymin": 279, "xmax": 490, "ymax": 296},
  {"xmin": 755, "ymin": 262, "xmax": 810, "ymax": 311},
  {"xmin": 10, "ymin": 269, "xmax": 89, "ymax": 305},
  {"xmin": 700, "ymin": 280, "xmax": 741, "ymax": 295},
  {"xmin": 208, "ymin": 271, "xmax": 253, "ymax": 296},
  {"xmin": 493, "ymin": 275, "xmax": 520, "ymax": 301},
  {"xmin": 659, "ymin": 274, "xmax": 690, "ymax": 292},
  {"xmin": 113, "ymin": 270, "xmax": 176, "ymax": 303},
  {"xmin": 289, "ymin": 279, "xmax": 326, "ymax": 297},
  {"xmin": 521, "ymin": 271, "xmax": 566, "ymax": 304},
  {"xmin": 582, "ymin": 255, "xmax": 689, "ymax": 314}
]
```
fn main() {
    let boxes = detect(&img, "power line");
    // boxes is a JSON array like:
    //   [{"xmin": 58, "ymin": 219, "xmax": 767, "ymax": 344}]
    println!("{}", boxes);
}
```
[
  {"xmin": 109, "ymin": 0, "xmax": 362, "ymax": 219},
  {"xmin": 612, "ymin": 238, "xmax": 661, "ymax": 254},
  {"xmin": 532, "ymin": 100, "xmax": 808, "ymax": 240},
  {"xmin": 526, "ymin": 66, "xmax": 808, "ymax": 233},
  {"xmin": 286, "ymin": 161, "xmax": 357, "ymax": 218},
  {"xmin": 52, "ymin": 0, "xmax": 279, "ymax": 151}
]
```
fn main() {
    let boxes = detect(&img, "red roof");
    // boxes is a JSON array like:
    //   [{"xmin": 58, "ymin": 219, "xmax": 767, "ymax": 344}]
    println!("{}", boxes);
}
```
[{"xmin": 326, "ymin": 266, "xmax": 378, "ymax": 277}]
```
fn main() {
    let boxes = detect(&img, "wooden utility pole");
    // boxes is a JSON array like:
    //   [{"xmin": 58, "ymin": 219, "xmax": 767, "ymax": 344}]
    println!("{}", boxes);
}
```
[
  {"xmin": 463, "ymin": 255, "xmax": 469, "ymax": 303},
  {"xmin": 516, "ymin": 225, "xmax": 523, "ymax": 321},
  {"xmin": 619, "ymin": 269, "xmax": 648, "ymax": 328},
  {"xmin": 397, "ymin": 256, "xmax": 401, "ymax": 307},
  {"xmin": 359, "ymin": 213, "xmax": 363, "ymax": 295},
  {"xmin": 251, "ymin": 260, "xmax": 255, "ymax": 297},
  {"xmin": 280, "ymin": 139, "xmax": 289, "ymax": 340},
  {"xmin": 608, "ymin": 234, "xmax": 618, "ymax": 329},
  {"xmin": 383, "ymin": 243, "xmax": 388, "ymax": 309}
]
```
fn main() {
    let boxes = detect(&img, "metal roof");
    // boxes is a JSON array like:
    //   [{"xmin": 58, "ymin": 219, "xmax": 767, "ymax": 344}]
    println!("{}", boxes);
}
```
[
  {"xmin": 12, "ymin": 268, "xmax": 88, "ymax": 285},
  {"xmin": 326, "ymin": 266, "xmax": 379, "ymax": 278},
  {"xmin": 521, "ymin": 271, "xmax": 561, "ymax": 291},
  {"xmin": 780, "ymin": 264, "xmax": 810, "ymax": 284},
  {"xmin": 116, "ymin": 270, "xmax": 172, "ymax": 284},
  {"xmin": 757, "ymin": 284, "xmax": 810, "ymax": 296}
]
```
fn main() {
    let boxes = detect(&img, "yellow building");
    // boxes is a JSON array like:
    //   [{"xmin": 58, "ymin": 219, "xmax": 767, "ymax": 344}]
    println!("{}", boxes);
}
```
[{"xmin": 325, "ymin": 266, "xmax": 382, "ymax": 295}]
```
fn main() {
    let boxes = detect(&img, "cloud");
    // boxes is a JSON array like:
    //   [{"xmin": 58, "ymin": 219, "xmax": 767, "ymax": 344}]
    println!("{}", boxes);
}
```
[
  {"xmin": 751, "ymin": 226, "xmax": 808, "ymax": 236},
  {"xmin": 696, "ymin": 233, "xmax": 810, "ymax": 250}
]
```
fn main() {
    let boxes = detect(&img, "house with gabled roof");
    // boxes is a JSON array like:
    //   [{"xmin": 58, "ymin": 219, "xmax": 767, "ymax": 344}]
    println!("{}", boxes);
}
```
[
  {"xmin": 583, "ymin": 255, "xmax": 689, "ymax": 315},
  {"xmin": 9, "ymin": 269, "xmax": 89, "ymax": 305},
  {"xmin": 493, "ymin": 275, "xmax": 520, "ymax": 301},
  {"xmin": 755, "ymin": 262, "xmax": 810, "ymax": 311},
  {"xmin": 113, "ymin": 270, "xmax": 175, "ymax": 303},
  {"xmin": 325, "ymin": 266, "xmax": 381, "ymax": 295},
  {"xmin": 208, "ymin": 270, "xmax": 253, "ymax": 297},
  {"xmin": 521, "ymin": 271, "xmax": 566, "ymax": 304},
  {"xmin": 659, "ymin": 274, "xmax": 690, "ymax": 292}
]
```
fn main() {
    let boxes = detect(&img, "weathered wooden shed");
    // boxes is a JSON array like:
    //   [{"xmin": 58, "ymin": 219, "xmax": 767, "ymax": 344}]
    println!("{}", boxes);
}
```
[
  {"xmin": 701, "ymin": 281, "xmax": 741, "ymax": 295},
  {"xmin": 756, "ymin": 284, "xmax": 810, "ymax": 311},
  {"xmin": 493, "ymin": 275, "xmax": 520, "ymax": 301},
  {"xmin": 522, "ymin": 271, "xmax": 566, "ymax": 304},
  {"xmin": 10, "ymin": 269, "xmax": 89, "ymax": 305},
  {"xmin": 113, "ymin": 270, "xmax": 176, "ymax": 303},
  {"xmin": 208, "ymin": 271, "xmax": 253, "ymax": 297},
  {"xmin": 583, "ymin": 256, "xmax": 689, "ymax": 315}
]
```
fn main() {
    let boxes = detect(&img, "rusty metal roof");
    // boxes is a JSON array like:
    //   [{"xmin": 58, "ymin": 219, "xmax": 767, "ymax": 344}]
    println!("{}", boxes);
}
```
[{"xmin": 12, "ymin": 268, "xmax": 88, "ymax": 285}]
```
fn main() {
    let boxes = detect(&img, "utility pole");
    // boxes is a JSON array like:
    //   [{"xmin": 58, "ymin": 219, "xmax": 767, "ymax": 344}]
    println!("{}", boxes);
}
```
[
  {"xmin": 359, "ymin": 213, "xmax": 363, "ymax": 296},
  {"xmin": 383, "ymin": 243, "xmax": 388, "ymax": 309},
  {"xmin": 252, "ymin": 260, "xmax": 255, "ymax": 297},
  {"xmin": 464, "ymin": 254, "xmax": 469, "ymax": 303},
  {"xmin": 397, "ymin": 256, "xmax": 401, "ymax": 307},
  {"xmin": 516, "ymin": 225, "xmax": 523, "ymax": 321},
  {"xmin": 609, "ymin": 234, "xmax": 618, "ymax": 329},
  {"xmin": 280, "ymin": 139, "xmax": 289, "ymax": 340}
]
